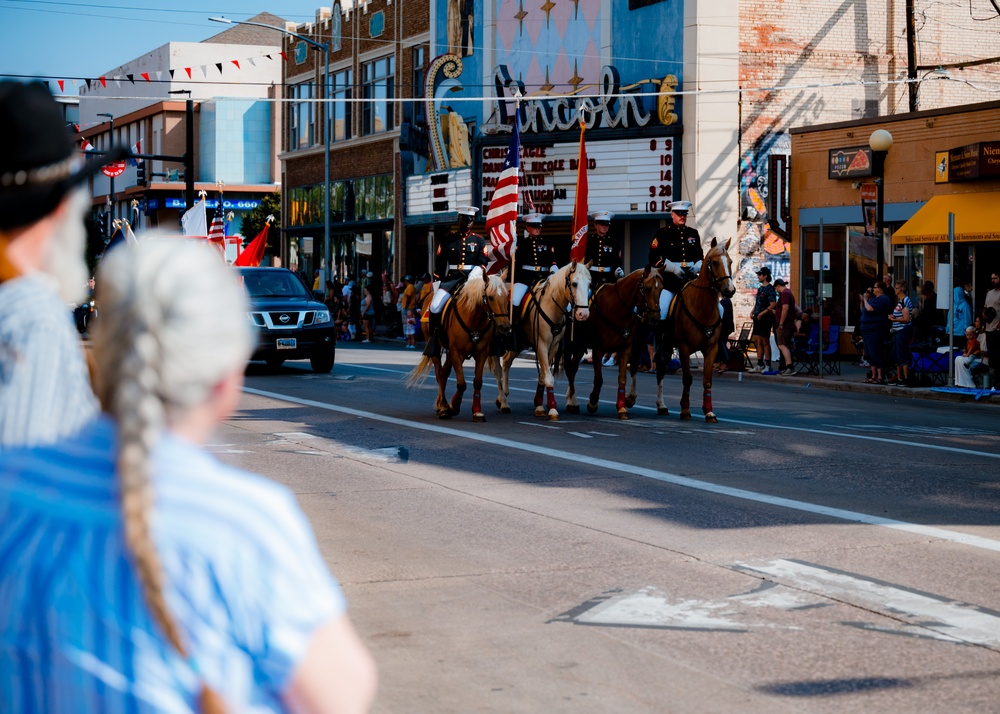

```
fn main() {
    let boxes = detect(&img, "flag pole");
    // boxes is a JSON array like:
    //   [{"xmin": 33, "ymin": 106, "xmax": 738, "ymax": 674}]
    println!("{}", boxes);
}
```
[{"xmin": 508, "ymin": 95, "xmax": 521, "ymax": 322}]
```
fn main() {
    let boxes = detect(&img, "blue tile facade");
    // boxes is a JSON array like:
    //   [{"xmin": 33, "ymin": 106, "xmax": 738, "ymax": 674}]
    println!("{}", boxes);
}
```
[{"xmin": 199, "ymin": 99, "xmax": 272, "ymax": 184}]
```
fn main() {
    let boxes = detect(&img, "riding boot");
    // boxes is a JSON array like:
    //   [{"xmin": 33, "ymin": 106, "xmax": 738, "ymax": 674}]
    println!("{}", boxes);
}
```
[
  {"xmin": 653, "ymin": 322, "xmax": 671, "ymax": 366},
  {"xmin": 508, "ymin": 305, "xmax": 522, "ymax": 352},
  {"xmin": 423, "ymin": 311, "xmax": 442, "ymax": 356}
]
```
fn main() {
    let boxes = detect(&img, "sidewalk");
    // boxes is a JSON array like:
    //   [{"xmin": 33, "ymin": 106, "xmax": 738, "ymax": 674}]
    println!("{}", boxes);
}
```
[{"xmin": 721, "ymin": 354, "xmax": 999, "ymax": 405}]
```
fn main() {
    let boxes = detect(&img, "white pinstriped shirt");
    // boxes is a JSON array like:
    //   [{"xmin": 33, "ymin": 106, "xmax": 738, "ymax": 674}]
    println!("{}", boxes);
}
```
[
  {"xmin": 0, "ymin": 274, "xmax": 98, "ymax": 448},
  {"xmin": 0, "ymin": 416, "xmax": 346, "ymax": 712}
]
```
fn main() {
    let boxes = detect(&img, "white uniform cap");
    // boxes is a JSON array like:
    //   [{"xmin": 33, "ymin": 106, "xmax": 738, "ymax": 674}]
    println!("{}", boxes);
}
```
[
  {"xmin": 524, "ymin": 213, "xmax": 543, "ymax": 225},
  {"xmin": 668, "ymin": 200, "xmax": 692, "ymax": 212},
  {"xmin": 457, "ymin": 205, "xmax": 479, "ymax": 217},
  {"xmin": 591, "ymin": 210, "xmax": 614, "ymax": 222}
]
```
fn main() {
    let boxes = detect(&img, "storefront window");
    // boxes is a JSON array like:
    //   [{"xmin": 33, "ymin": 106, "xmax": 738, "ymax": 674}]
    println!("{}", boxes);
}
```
[{"xmin": 801, "ymin": 226, "xmax": 847, "ymax": 327}]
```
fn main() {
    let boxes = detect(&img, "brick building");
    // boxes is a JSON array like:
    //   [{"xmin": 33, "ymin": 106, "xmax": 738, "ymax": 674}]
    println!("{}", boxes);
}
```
[{"xmin": 279, "ymin": 3, "xmax": 430, "ymax": 285}]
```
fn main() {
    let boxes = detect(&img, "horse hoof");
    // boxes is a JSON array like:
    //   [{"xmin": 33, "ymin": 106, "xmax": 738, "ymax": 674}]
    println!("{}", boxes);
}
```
[
  {"xmin": 473, "ymin": 413, "xmax": 486, "ymax": 423},
  {"xmin": 547, "ymin": 410, "xmax": 560, "ymax": 421},
  {"xmin": 437, "ymin": 409, "xmax": 453, "ymax": 419},
  {"xmin": 705, "ymin": 413, "xmax": 718, "ymax": 423},
  {"xmin": 624, "ymin": 396, "xmax": 636, "ymax": 408},
  {"xmin": 534, "ymin": 406, "xmax": 547, "ymax": 418},
  {"xmin": 586, "ymin": 403, "xmax": 598, "ymax": 414},
  {"xmin": 657, "ymin": 407, "xmax": 670, "ymax": 416},
  {"xmin": 680, "ymin": 411, "xmax": 692, "ymax": 421},
  {"xmin": 566, "ymin": 404, "xmax": 580, "ymax": 414},
  {"xmin": 496, "ymin": 398, "xmax": 502, "ymax": 409},
  {"xmin": 500, "ymin": 406, "xmax": 511, "ymax": 415},
  {"xmin": 618, "ymin": 409, "xmax": 630, "ymax": 420}
]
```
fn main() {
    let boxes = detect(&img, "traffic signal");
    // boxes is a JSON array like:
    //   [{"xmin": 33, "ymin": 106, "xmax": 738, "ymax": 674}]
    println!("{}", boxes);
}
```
[
  {"xmin": 136, "ymin": 161, "xmax": 146, "ymax": 186},
  {"xmin": 98, "ymin": 212, "xmax": 110, "ymax": 236}
]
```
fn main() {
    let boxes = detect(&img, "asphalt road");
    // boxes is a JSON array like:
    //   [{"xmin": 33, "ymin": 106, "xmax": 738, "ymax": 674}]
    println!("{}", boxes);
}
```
[{"xmin": 216, "ymin": 343, "xmax": 1000, "ymax": 713}]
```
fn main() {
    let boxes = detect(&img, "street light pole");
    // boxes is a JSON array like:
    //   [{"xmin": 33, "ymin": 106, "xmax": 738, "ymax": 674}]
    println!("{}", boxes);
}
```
[
  {"xmin": 869, "ymin": 129, "xmax": 893, "ymax": 282},
  {"xmin": 98, "ymin": 112, "xmax": 114, "ymax": 234},
  {"xmin": 209, "ymin": 16, "xmax": 331, "ymax": 289}
]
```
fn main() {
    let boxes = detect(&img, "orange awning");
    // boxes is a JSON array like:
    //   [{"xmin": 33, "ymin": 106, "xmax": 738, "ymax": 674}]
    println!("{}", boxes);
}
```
[{"xmin": 891, "ymin": 192, "xmax": 1000, "ymax": 244}]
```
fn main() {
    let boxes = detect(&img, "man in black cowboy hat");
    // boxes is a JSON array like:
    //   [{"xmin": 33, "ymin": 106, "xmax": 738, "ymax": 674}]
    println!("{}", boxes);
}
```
[
  {"xmin": 0, "ymin": 81, "xmax": 126, "ymax": 446},
  {"xmin": 424, "ymin": 206, "xmax": 488, "ymax": 355}
]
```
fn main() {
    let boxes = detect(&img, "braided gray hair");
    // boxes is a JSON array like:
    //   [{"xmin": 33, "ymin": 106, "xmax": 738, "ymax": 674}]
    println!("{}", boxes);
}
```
[{"xmin": 90, "ymin": 238, "xmax": 251, "ymax": 713}]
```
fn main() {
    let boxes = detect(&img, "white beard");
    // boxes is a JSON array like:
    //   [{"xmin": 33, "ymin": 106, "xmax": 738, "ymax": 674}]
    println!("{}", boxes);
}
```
[{"xmin": 41, "ymin": 188, "xmax": 90, "ymax": 305}]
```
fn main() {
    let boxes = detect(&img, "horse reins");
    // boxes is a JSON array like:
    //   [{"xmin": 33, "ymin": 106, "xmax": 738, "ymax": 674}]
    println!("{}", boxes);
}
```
[{"xmin": 678, "ymin": 253, "xmax": 732, "ymax": 338}]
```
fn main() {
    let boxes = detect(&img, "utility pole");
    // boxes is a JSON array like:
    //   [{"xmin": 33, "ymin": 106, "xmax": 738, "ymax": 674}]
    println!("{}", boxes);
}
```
[
  {"xmin": 97, "ymin": 112, "xmax": 115, "ymax": 234},
  {"xmin": 169, "ymin": 90, "xmax": 195, "ymax": 215},
  {"xmin": 906, "ymin": 0, "xmax": 918, "ymax": 112}
]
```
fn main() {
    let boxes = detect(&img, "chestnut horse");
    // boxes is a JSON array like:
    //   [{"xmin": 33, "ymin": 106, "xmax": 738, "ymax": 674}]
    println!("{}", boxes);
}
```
[
  {"xmin": 491, "ymin": 261, "xmax": 591, "ymax": 420},
  {"xmin": 407, "ymin": 271, "xmax": 510, "ymax": 421},
  {"xmin": 561, "ymin": 266, "xmax": 663, "ymax": 419},
  {"xmin": 651, "ymin": 237, "xmax": 736, "ymax": 422}
]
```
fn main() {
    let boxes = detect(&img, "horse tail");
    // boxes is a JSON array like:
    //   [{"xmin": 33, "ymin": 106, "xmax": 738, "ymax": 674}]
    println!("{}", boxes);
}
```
[{"xmin": 406, "ymin": 355, "xmax": 433, "ymax": 388}]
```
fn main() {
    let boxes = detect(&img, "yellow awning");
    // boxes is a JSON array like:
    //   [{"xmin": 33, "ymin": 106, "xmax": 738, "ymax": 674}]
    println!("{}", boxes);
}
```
[{"xmin": 892, "ymin": 192, "xmax": 1000, "ymax": 244}]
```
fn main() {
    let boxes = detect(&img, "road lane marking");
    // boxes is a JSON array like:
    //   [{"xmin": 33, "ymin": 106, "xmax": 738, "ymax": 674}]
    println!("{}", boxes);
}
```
[
  {"xmin": 241, "ymin": 386, "xmax": 1000, "ymax": 555},
  {"xmin": 335, "ymin": 363, "xmax": 1000, "ymax": 460},
  {"xmin": 567, "ymin": 432, "xmax": 594, "ymax": 439},
  {"xmin": 735, "ymin": 559, "xmax": 1000, "ymax": 648}
]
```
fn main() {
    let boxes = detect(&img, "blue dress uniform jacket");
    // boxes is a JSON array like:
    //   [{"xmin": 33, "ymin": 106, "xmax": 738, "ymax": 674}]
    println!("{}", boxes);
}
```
[
  {"xmin": 435, "ymin": 231, "xmax": 488, "ymax": 291},
  {"xmin": 648, "ymin": 224, "xmax": 704, "ymax": 291},
  {"xmin": 514, "ymin": 233, "xmax": 557, "ymax": 285},
  {"xmin": 585, "ymin": 232, "xmax": 623, "ymax": 288}
]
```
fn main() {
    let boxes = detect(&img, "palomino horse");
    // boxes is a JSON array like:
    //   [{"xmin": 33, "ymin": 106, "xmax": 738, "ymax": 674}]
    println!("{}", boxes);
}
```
[
  {"xmin": 492, "ymin": 261, "xmax": 591, "ymax": 420},
  {"xmin": 407, "ymin": 271, "xmax": 510, "ymax": 421},
  {"xmin": 561, "ymin": 266, "xmax": 663, "ymax": 419},
  {"xmin": 651, "ymin": 237, "xmax": 736, "ymax": 422}
]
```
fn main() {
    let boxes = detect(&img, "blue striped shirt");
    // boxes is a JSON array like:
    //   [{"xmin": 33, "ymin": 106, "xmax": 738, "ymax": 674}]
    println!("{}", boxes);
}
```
[
  {"xmin": 0, "ymin": 275, "xmax": 98, "ymax": 448},
  {"xmin": 0, "ymin": 416, "xmax": 346, "ymax": 712}
]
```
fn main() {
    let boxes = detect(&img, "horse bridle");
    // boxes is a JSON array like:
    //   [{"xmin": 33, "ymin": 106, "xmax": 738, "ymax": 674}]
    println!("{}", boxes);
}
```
[
  {"xmin": 679, "ymin": 253, "xmax": 731, "ymax": 338},
  {"xmin": 451, "ymin": 280, "xmax": 506, "ymax": 344},
  {"xmin": 533, "ymin": 264, "xmax": 586, "ymax": 335}
]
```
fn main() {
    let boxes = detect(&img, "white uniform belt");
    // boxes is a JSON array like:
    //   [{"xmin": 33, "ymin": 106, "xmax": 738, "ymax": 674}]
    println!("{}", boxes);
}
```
[
  {"xmin": 523, "ymin": 265, "xmax": 547, "ymax": 271},
  {"xmin": 447, "ymin": 264, "xmax": 469, "ymax": 271},
  {"xmin": 592, "ymin": 266, "xmax": 613, "ymax": 272}
]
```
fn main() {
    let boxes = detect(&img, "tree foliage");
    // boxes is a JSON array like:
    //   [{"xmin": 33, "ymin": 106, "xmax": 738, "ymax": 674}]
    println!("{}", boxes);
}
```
[{"xmin": 240, "ymin": 192, "xmax": 282, "ymax": 257}]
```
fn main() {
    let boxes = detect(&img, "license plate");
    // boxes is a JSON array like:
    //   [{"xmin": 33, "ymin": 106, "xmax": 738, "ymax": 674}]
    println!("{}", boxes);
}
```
[{"xmin": 276, "ymin": 338, "xmax": 297, "ymax": 350}]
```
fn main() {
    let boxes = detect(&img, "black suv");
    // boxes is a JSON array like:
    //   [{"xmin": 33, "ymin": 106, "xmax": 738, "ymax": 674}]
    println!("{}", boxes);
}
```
[{"xmin": 237, "ymin": 267, "xmax": 336, "ymax": 373}]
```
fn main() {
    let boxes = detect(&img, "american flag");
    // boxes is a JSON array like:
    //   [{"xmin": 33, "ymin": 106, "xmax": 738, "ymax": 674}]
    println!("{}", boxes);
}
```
[
  {"xmin": 484, "ymin": 116, "xmax": 521, "ymax": 276},
  {"xmin": 207, "ymin": 203, "xmax": 226, "ymax": 255}
]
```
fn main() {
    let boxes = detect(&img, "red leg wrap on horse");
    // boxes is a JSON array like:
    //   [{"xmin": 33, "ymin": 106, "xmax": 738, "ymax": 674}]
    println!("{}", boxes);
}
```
[
  {"xmin": 546, "ymin": 387, "xmax": 557, "ymax": 411},
  {"xmin": 616, "ymin": 386, "xmax": 627, "ymax": 410},
  {"xmin": 472, "ymin": 390, "xmax": 482, "ymax": 414},
  {"xmin": 534, "ymin": 384, "xmax": 544, "ymax": 407}
]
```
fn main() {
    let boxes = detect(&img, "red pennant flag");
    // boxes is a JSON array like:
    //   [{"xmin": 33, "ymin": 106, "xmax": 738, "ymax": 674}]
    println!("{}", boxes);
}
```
[
  {"xmin": 141, "ymin": 72, "xmax": 150, "ymax": 82},
  {"xmin": 99, "ymin": 76, "xmax": 107, "ymax": 88},
  {"xmin": 280, "ymin": 51, "xmax": 288, "ymax": 61},
  {"xmin": 569, "ymin": 123, "xmax": 589, "ymax": 262},
  {"xmin": 57, "ymin": 80, "xmax": 64, "ymax": 92},
  {"xmin": 232, "ymin": 60, "xmax": 241, "ymax": 70},
  {"xmin": 185, "ymin": 68, "xmax": 192, "ymax": 79},
  {"xmin": 233, "ymin": 223, "xmax": 270, "ymax": 267}
]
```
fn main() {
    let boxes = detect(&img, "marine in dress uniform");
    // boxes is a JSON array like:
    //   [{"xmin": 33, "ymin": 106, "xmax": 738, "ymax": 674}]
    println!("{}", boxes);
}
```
[
  {"xmin": 425, "ymin": 206, "xmax": 488, "ymax": 355},
  {"xmin": 647, "ymin": 200, "xmax": 704, "ymax": 320},
  {"xmin": 512, "ymin": 213, "xmax": 556, "ymax": 307},
  {"xmin": 585, "ymin": 211, "xmax": 624, "ymax": 290}
]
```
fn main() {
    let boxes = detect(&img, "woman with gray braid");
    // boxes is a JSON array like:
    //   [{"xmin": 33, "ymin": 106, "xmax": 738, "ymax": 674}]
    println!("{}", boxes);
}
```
[{"xmin": 0, "ymin": 239, "xmax": 377, "ymax": 713}]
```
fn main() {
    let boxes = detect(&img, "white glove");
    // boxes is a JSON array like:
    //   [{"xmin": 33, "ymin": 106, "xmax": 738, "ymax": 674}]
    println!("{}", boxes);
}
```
[
  {"xmin": 691, "ymin": 260, "xmax": 703, "ymax": 273},
  {"xmin": 615, "ymin": 267, "xmax": 625, "ymax": 279},
  {"xmin": 549, "ymin": 264, "xmax": 558, "ymax": 273},
  {"xmin": 661, "ymin": 259, "xmax": 684, "ymax": 278}
]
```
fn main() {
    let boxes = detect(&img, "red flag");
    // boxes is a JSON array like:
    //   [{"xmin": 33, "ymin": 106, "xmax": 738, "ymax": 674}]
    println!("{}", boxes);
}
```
[
  {"xmin": 185, "ymin": 68, "xmax": 192, "ymax": 79},
  {"xmin": 232, "ymin": 60, "xmax": 241, "ymax": 70},
  {"xmin": 484, "ymin": 117, "xmax": 520, "ymax": 276},
  {"xmin": 99, "ymin": 76, "xmax": 107, "ymax": 88},
  {"xmin": 141, "ymin": 72, "xmax": 150, "ymax": 82},
  {"xmin": 233, "ymin": 223, "xmax": 270, "ymax": 267},
  {"xmin": 57, "ymin": 80, "xmax": 64, "ymax": 92},
  {"xmin": 569, "ymin": 122, "xmax": 589, "ymax": 262}
]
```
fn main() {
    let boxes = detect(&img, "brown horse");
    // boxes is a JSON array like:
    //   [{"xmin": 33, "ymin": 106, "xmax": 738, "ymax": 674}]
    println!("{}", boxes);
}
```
[
  {"xmin": 651, "ymin": 237, "xmax": 736, "ymax": 422},
  {"xmin": 561, "ymin": 266, "xmax": 663, "ymax": 419},
  {"xmin": 491, "ymin": 260, "xmax": 591, "ymax": 420},
  {"xmin": 407, "ymin": 271, "xmax": 510, "ymax": 421}
]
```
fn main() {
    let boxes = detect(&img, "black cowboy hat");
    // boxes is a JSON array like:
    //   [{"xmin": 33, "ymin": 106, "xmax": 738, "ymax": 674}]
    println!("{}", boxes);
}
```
[{"xmin": 0, "ymin": 81, "xmax": 127, "ymax": 231}]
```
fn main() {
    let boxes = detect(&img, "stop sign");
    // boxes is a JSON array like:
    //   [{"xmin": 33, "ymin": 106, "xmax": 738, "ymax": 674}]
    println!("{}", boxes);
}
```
[{"xmin": 102, "ymin": 161, "xmax": 127, "ymax": 178}]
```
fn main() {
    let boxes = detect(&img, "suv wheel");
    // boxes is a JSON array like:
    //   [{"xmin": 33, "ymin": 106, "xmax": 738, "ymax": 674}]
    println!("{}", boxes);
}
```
[{"xmin": 310, "ymin": 350, "xmax": 335, "ymax": 374}]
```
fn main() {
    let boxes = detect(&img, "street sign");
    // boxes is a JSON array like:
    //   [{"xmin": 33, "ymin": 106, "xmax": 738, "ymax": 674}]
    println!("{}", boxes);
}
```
[{"xmin": 102, "ymin": 161, "xmax": 126, "ymax": 178}]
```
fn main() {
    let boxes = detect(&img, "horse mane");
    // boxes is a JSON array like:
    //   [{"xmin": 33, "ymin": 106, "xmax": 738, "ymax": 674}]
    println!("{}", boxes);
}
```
[{"xmin": 455, "ymin": 271, "xmax": 485, "ymax": 313}]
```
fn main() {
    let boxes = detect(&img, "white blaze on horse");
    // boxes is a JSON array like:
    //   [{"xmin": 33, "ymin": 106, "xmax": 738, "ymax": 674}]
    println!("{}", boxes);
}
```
[
  {"xmin": 492, "ymin": 260, "xmax": 591, "ymax": 420},
  {"xmin": 561, "ymin": 265, "xmax": 663, "ymax": 419},
  {"xmin": 653, "ymin": 237, "xmax": 736, "ymax": 422},
  {"xmin": 407, "ymin": 270, "xmax": 510, "ymax": 421}
]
